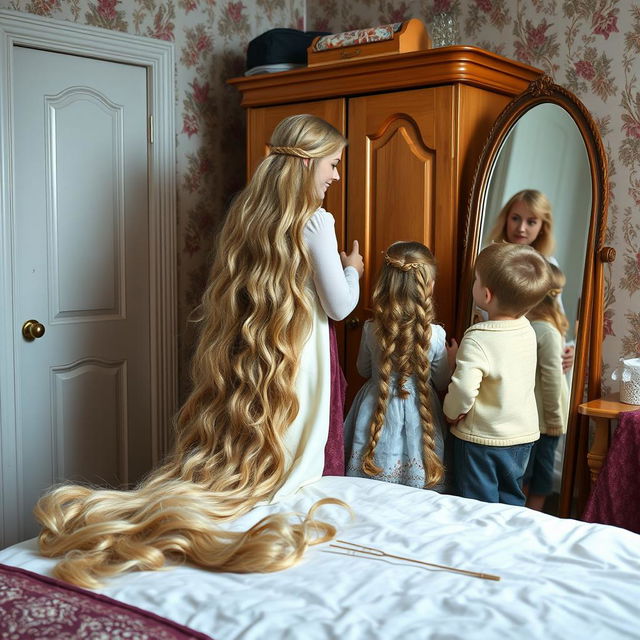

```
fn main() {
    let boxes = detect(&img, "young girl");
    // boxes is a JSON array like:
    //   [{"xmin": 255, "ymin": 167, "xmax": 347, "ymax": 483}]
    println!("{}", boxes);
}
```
[
  {"xmin": 344, "ymin": 241, "xmax": 450, "ymax": 490},
  {"xmin": 523, "ymin": 263, "xmax": 570, "ymax": 512},
  {"xmin": 34, "ymin": 114, "xmax": 363, "ymax": 588}
]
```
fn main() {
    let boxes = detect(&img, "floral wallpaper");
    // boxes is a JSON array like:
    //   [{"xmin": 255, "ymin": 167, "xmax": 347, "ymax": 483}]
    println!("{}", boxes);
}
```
[
  {"xmin": 3, "ymin": 0, "xmax": 638, "ymax": 398},
  {"xmin": 0, "ymin": 0, "xmax": 305, "ymax": 396},
  {"xmin": 308, "ymin": 0, "xmax": 640, "ymax": 393}
]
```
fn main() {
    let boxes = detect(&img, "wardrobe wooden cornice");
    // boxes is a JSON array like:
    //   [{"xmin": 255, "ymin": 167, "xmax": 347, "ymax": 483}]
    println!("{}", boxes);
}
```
[{"xmin": 229, "ymin": 46, "xmax": 541, "ymax": 107}]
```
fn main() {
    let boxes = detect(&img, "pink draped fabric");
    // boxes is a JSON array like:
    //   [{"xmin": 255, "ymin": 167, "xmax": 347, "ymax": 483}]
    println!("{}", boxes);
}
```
[
  {"xmin": 582, "ymin": 408, "xmax": 640, "ymax": 534},
  {"xmin": 323, "ymin": 320, "xmax": 347, "ymax": 475}
]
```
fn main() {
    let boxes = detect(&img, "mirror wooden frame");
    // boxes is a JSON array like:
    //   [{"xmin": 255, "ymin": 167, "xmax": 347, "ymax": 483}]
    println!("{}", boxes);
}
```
[{"xmin": 457, "ymin": 75, "xmax": 612, "ymax": 518}]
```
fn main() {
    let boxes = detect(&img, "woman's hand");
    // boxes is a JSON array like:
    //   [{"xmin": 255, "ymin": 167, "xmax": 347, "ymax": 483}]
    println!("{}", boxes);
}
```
[
  {"xmin": 562, "ymin": 344, "xmax": 575, "ymax": 373},
  {"xmin": 341, "ymin": 239, "xmax": 364, "ymax": 278},
  {"xmin": 446, "ymin": 338, "xmax": 459, "ymax": 375}
]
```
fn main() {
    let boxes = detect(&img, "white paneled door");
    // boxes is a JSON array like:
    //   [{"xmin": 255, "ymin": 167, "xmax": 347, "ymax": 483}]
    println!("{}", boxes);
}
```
[{"xmin": 12, "ymin": 46, "xmax": 152, "ymax": 540}]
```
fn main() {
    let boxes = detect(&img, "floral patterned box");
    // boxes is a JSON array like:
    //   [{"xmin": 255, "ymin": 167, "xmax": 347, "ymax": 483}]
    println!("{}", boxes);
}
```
[{"xmin": 306, "ymin": 18, "xmax": 431, "ymax": 67}]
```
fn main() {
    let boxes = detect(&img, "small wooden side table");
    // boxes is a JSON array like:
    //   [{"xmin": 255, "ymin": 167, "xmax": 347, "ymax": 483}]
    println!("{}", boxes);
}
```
[{"xmin": 578, "ymin": 393, "xmax": 640, "ymax": 485}]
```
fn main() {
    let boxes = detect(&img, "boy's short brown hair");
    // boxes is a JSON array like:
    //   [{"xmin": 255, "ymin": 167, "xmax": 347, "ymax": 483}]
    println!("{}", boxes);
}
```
[{"xmin": 475, "ymin": 243, "xmax": 552, "ymax": 317}]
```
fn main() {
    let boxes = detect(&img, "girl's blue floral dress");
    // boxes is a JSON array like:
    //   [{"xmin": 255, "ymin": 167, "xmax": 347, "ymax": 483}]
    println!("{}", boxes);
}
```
[{"xmin": 344, "ymin": 320, "xmax": 450, "ymax": 490}]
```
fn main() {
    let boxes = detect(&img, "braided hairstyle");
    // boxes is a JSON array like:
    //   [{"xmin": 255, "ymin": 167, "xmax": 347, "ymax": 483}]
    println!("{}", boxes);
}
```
[{"xmin": 361, "ymin": 241, "xmax": 444, "ymax": 488}]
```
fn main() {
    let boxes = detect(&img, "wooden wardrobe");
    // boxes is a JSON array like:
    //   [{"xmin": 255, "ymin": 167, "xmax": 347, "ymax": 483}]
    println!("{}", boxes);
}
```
[{"xmin": 230, "ymin": 47, "xmax": 541, "ymax": 404}]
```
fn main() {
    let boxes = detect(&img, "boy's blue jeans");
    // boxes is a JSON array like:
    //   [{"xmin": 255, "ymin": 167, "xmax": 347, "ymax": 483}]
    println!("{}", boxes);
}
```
[
  {"xmin": 523, "ymin": 434, "xmax": 560, "ymax": 495},
  {"xmin": 453, "ymin": 436, "xmax": 534, "ymax": 506}
]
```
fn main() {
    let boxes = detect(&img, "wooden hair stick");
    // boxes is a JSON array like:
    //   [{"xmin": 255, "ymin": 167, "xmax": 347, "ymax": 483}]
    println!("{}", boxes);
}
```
[{"xmin": 329, "ymin": 539, "xmax": 501, "ymax": 582}]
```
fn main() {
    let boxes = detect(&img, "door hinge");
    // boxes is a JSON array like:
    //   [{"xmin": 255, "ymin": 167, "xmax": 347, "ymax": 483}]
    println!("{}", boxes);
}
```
[{"xmin": 148, "ymin": 114, "xmax": 154, "ymax": 145}]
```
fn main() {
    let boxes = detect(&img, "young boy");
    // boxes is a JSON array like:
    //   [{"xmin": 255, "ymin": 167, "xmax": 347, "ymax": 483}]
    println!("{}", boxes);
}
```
[{"xmin": 443, "ymin": 243, "xmax": 552, "ymax": 506}]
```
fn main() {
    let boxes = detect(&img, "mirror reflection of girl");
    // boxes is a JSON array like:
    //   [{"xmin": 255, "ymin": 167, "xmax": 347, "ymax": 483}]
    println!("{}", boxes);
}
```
[
  {"xmin": 487, "ymin": 189, "xmax": 574, "ymax": 373},
  {"xmin": 344, "ymin": 242, "xmax": 451, "ymax": 491},
  {"xmin": 33, "ymin": 114, "xmax": 364, "ymax": 588},
  {"xmin": 523, "ymin": 263, "xmax": 570, "ymax": 512}
]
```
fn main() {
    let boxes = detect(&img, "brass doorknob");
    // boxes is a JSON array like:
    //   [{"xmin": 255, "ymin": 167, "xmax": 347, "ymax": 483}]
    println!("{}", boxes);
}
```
[
  {"xmin": 22, "ymin": 319, "xmax": 45, "ymax": 341},
  {"xmin": 346, "ymin": 317, "xmax": 361, "ymax": 330}
]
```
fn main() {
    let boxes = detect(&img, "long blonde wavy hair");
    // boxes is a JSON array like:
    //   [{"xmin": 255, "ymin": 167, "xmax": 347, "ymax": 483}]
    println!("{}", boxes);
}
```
[
  {"xmin": 360, "ymin": 241, "xmax": 444, "ymax": 488},
  {"xmin": 34, "ymin": 114, "xmax": 348, "ymax": 588},
  {"xmin": 487, "ymin": 189, "xmax": 555, "ymax": 256}
]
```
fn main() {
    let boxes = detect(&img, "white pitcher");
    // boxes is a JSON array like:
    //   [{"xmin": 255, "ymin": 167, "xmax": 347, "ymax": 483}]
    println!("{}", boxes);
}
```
[{"xmin": 611, "ymin": 357, "xmax": 640, "ymax": 405}]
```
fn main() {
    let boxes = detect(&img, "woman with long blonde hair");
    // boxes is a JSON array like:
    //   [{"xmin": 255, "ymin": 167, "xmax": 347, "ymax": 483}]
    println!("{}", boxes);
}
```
[
  {"xmin": 34, "ymin": 114, "xmax": 363, "ymax": 588},
  {"xmin": 344, "ymin": 241, "xmax": 450, "ymax": 490}
]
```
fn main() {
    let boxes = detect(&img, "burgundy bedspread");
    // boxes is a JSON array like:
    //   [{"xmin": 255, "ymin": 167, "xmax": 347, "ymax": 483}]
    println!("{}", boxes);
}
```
[
  {"xmin": 0, "ymin": 562, "xmax": 213, "ymax": 640},
  {"xmin": 582, "ymin": 408, "xmax": 640, "ymax": 533}
]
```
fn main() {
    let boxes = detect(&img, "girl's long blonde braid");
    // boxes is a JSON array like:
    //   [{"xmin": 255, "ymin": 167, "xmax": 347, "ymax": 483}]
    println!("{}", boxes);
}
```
[
  {"xmin": 34, "ymin": 114, "xmax": 349, "ymax": 589},
  {"xmin": 361, "ymin": 303, "xmax": 397, "ymax": 476},
  {"xmin": 360, "ymin": 242, "xmax": 443, "ymax": 487},
  {"xmin": 412, "ymin": 268, "xmax": 444, "ymax": 487}
]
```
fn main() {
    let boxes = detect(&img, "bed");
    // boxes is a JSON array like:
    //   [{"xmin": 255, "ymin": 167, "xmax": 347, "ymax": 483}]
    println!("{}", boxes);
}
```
[{"xmin": 1, "ymin": 475, "xmax": 639, "ymax": 639}]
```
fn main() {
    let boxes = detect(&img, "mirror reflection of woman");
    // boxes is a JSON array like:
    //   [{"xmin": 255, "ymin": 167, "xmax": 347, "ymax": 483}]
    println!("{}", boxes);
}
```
[
  {"xmin": 487, "ymin": 189, "xmax": 574, "ymax": 372},
  {"xmin": 489, "ymin": 189, "xmax": 553, "ymax": 255}
]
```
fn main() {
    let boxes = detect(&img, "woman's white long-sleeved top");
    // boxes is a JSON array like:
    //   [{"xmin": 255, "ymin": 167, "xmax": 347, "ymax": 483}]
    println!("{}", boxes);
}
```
[{"xmin": 303, "ymin": 208, "xmax": 360, "ymax": 320}]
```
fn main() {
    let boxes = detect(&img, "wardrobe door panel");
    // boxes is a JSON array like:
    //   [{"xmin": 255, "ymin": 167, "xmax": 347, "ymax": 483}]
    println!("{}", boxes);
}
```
[{"xmin": 345, "ymin": 87, "xmax": 455, "ymax": 403}]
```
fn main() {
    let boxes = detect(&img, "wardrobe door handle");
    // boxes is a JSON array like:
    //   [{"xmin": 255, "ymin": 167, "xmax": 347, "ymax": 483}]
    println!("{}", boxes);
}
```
[{"xmin": 346, "ymin": 317, "xmax": 361, "ymax": 330}]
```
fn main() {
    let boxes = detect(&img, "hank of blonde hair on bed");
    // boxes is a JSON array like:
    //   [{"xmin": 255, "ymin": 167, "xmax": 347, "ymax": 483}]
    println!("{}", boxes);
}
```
[
  {"xmin": 36, "ymin": 487, "xmax": 348, "ymax": 589},
  {"xmin": 34, "ymin": 114, "xmax": 349, "ymax": 589},
  {"xmin": 361, "ymin": 241, "xmax": 444, "ymax": 488}
]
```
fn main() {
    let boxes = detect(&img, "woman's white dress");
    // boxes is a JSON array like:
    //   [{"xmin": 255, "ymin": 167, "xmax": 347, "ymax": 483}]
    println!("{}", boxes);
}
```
[{"xmin": 270, "ymin": 208, "xmax": 359, "ymax": 501}]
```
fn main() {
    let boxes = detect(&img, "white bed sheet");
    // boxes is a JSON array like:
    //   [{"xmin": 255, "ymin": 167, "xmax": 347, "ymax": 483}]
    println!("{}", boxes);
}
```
[{"xmin": 1, "ymin": 476, "xmax": 638, "ymax": 640}]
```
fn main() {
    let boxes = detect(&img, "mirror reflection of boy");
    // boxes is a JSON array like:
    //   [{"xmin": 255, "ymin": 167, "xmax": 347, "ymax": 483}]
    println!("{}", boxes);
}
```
[{"xmin": 443, "ymin": 243, "xmax": 553, "ymax": 506}]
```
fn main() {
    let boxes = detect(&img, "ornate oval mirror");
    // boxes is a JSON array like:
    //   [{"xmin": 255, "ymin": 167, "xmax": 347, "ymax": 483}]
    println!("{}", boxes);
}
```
[{"xmin": 458, "ymin": 75, "xmax": 609, "ymax": 518}]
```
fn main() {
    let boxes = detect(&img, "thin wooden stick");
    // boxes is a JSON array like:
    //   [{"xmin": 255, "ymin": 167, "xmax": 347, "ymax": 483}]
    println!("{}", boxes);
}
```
[{"xmin": 328, "ymin": 539, "xmax": 500, "ymax": 582}]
